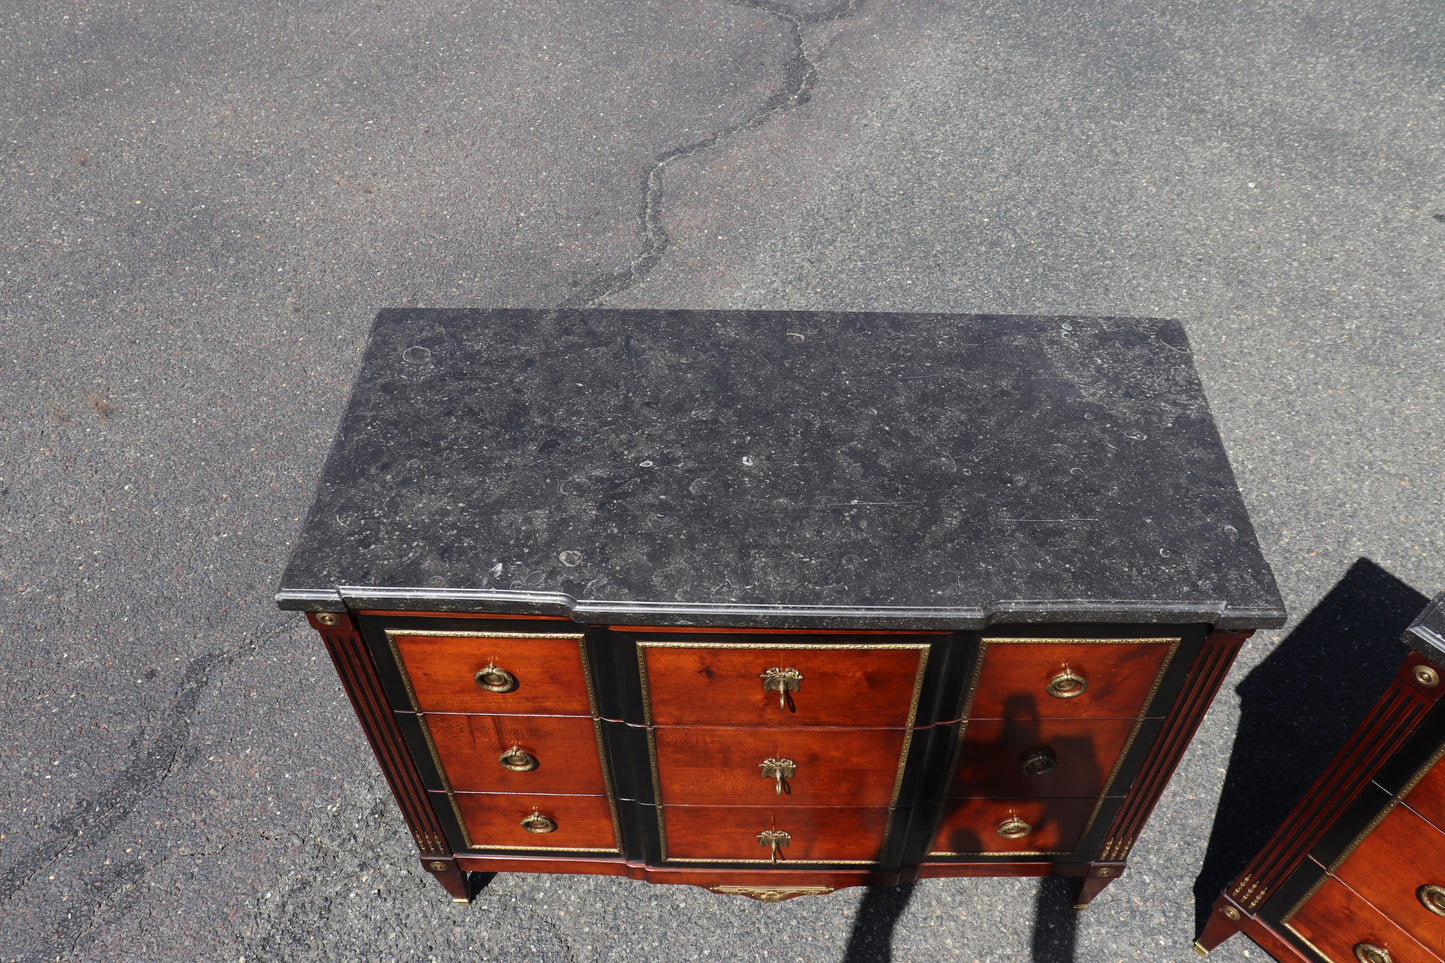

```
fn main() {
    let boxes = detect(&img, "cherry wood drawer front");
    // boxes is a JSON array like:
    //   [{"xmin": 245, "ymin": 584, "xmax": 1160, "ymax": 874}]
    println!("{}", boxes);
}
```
[
  {"xmin": 640, "ymin": 641, "xmax": 929, "ymax": 728},
  {"xmin": 661, "ymin": 805, "xmax": 890, "ymax": 863},
  {"xmin": 1405, "ymin": 753, "xmax": 1445, "ymax": 834},
  {"xmin": 389, "ymin": 631, "xmax": 592, "ymax": 714},
  {"xmin": 949, "ymin": 717, "xmax": 1138, "ymax": 799},
  {"xmin": 1288, "ymin": 876, "xmax": 1440, "ymax": 963},
  {"xmin": 425, "ymin": 714, "xmax": 607, "ymax": 795},
  {"xmin": 1332, "ymin": 804, "xmax": 1445, "ymax": 958},
  {"xmin": 929, "ymin": 797, "xmax": 1098, "ymax": 856},
  {"xmin": 652, "ymin": 726, "xmax": 907, "ymax": 807},
  {"xmin": 967, "ymin": 638, "xmax": 1178, "ymax": 720},
  {"xmin": 453, "ymin": 791, "xmax": 618, "ymax": 852}
]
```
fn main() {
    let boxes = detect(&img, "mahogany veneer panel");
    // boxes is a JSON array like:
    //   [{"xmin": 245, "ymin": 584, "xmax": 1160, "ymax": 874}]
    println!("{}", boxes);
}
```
[
  {"xmin": 425, "ymin": 714, "xmax": 607, "ymax": 795},
  {"xmin": 1288, "ymin": 876, "xmax": 1438, "ymax": 963},
  {"xmin": 930, "ymin": 797, "xmax": 1098, "ymax": 856},
  {"xmin": 1332, "ymin": 804, "xmax": 1445, "ymax": 958},
  {"xmin": 640, "ymin": 642, "xmax": 928, "ymax": 728},
  {"xmin": 392, "ymin": 632, "xmax": 590, "ymax": 714},
  {"xmin": 950, "ymin": 717, "xmax": 1138, "ymax": 798},
  {"xmin": 652, "ymin": 726, "xmax": 907, "ymax": 807},
  {"xmin": 968, "ymin": 640, "xmax": 1176, "ymax": 720},
  {"xmin": 661, "ymin": 804, "xmax": 891, "ymax": 863},
  {"xmin": 453, "ymin": 791, "xmax": 618, "ymax": 852},
  {"xmin": 1406, "ymin": 757, "xmax": 1445, "ymax": 833}
]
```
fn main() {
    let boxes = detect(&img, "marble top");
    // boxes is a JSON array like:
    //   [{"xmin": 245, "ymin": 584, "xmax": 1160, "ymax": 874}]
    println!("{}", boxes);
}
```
[
  {"xmin": 277, "ymin": 309, "xmax": 1285, "ymax": 630},
  {"xmin": 1405, "ymin": 592, "xmax": 1445, "ymax": 664}
]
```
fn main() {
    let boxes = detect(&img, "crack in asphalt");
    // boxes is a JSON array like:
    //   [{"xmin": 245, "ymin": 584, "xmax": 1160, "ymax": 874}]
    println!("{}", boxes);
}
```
[
  {"xmin": 558, "ymin": 0, "xmax": 863, "ymax": 307},
  {"xmin": 51, "ymin": 799, "xmax": 316, "ymax": 961},
  {"xmin": 0, "ymin": 646, "xmax": 233, "ymax": 906},
  {"xmin": 1, "ymin": 617, "xmax": 291, "ymax": 963}
]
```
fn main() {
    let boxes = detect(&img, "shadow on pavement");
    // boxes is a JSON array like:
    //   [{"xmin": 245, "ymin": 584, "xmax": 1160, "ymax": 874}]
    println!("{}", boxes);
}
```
[
  {"xmin": 839, "ymin": 877, "xmax": 1080, "ymax": 962},
  {"xmin": 1191, "ymin": 557, "xmax": 1429, "ymax": 933},
  {"xmin": 841, "ymin": 883, "xmax": 915, "ymax": 963},
  {"xmin": 1030, "ymin": 876, "xmax": 1080, "ymax": 962}
]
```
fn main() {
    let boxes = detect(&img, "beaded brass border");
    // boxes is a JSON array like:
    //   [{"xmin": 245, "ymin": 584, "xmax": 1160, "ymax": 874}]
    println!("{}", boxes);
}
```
[
  {"xmin": 926, "ymin": 635, "xmax": 1181, "ymax": 858},
  {"xmin": 382, "ymin": 627, "xmax": 623, "ymax": 855},
  {"xmin": 635, "ymin": 639, "xmax": 930, "ymax": 865}
]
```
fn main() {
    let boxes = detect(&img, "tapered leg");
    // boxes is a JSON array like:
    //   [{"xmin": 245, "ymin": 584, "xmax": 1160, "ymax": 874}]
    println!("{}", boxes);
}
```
[
  {"xmin": 1193, "ymin": 897, "xmax": 1245, "ymax": 954},
  {"xmin": 422, "ymin": 857, "xmax": 473, "ymax": 903},
  {"xmin": 1070, "ymin": 865, "xmax": 1123, "ymax": 908}
]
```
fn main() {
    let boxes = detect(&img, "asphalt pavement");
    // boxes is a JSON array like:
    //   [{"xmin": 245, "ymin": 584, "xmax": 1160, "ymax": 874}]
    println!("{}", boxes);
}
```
[{"xmin": 2, "ymin": 0, "xmax": 1442, "ymax": 960}]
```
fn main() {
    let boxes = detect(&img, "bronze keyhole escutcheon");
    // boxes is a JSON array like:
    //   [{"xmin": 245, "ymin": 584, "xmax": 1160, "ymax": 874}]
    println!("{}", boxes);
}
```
[
  {"xmin": 760, "ymin": 667, "xmax": 803, "ymax": 711},
  {"xmin": 521, "ymin": 811, "xmax": 557, "ymax": 834},
  {"xmin": 498, "ymin": 746, "xmax": 539, "ymax": 772},
  {"xmin": 475, "ymin": 663, "xmax": 519, "ymax": 693},
  {"xmin": 1020, "ymin": 747, "xmax": 1057, "ymax": 777},
  {"xmin": 757, "ymin": 829, "xmax": 791, "ymax": 863},
  {"xmin": 759, "ymin": 757, "xmax": 797, "ymax": 795},
  {"xmin": 996, "ymin": 816, "xmax": 1032, "ymax": 839},
  {"xmin": 1046, "ymin": 667, "xmax": 1087, "ymax": 700},
  {"xmin": 1353, "ymin": 943, "xmax": 1392, "ymax": 963}
]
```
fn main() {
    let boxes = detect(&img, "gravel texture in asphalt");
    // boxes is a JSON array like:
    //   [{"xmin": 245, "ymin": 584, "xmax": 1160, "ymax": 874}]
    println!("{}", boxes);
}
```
[{"xmin": 2, "ymin": 1, "xmax": 1441, "ymax": 960}]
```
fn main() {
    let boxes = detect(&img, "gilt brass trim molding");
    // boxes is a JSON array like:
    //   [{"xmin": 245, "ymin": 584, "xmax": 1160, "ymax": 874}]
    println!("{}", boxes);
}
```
[{"xmin": 709, "ymin": 884, "xmax": 836, "ymax": 902}]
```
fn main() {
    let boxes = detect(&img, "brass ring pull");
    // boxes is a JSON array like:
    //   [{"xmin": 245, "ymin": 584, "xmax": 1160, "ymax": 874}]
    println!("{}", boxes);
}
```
[
  {"xmin": 521, "ymin": 811, "xmax": 557, "ymax": 834},
  {"xmin": 1418, "ymin": 883, "xmax": 1445, "ymax": 917},
  {"xmin": 1353, "ymin": 944, "xmax": 1392, "ymax": 963},
  {"xmin": 498, "ymin": 746, "xmax": 539, "ymax": 772},
  {"xmin": 475, "ymin": 663, "xmax": 518, "ymax": 693},
  {"xmin": 1046, "ymin": 668, "xmax": 1087, "ymax": 700},
  {"xmin": 757, "ymin": 829, "xmax": 791, "ymax": 863},
  {"xmin": 996, "ymin": 816, "xmax": 1032, "ymax": 839},
  {"xmin": 759, "ymin": 757, "xmax": 797, "ymax": 795},
  {"xmin": 760, "ymin": 667, "xmax": 803, "ymax": 711},
  {"xmin": 1020, "ymin": 747, "xmax": 1057, "ymax": 777}
]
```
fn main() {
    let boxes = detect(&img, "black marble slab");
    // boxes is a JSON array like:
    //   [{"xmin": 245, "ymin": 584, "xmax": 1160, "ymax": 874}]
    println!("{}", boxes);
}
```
[
  {"xmin": 277, "ymin": 309, "xmax": 1285, "ymax": 630},
  {"xmin": 1404, "ymin": 592, "xmax": 1445, "ymax": 664}
]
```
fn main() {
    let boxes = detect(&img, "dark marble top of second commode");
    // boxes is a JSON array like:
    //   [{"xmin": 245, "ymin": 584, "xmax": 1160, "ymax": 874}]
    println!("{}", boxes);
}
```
[{"xmin": 277, "ymin": 309, "xmax": 1285, "ymax": 630}]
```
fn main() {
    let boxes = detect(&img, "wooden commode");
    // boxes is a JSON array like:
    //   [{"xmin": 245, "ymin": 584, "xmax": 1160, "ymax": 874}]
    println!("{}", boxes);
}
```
[{"xmin": 277, "ymin": 309, "xmax": 1285, "ymax": 904}]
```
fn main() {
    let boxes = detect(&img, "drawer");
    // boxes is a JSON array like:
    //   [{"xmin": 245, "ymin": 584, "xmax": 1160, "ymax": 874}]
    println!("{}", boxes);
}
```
[
  {"xmin": 967, "ymin": 637, "xmax": 1178, "ymax": 720},
  {"xmin": 452, "ymin": 791, "xmax": 619, "ymax": 852},
  {"xmin": 929, "ymin": 797, "xmax": 1098, "ymax": 856},
  {"xmin": 388, "ymin": 629, "xmax": 592, "ymax": 714},
  {"xmin": 639, "ymin": 640, "xmax": 929, "ymax": 727},
  {"xmin": 949, "ymin": 717, "xmax": 1139, "ymax": 798},
  {"xmin": 1405, "ymin": 752, "xmax": 1445, "ymax": 834},
  {"xmin": 1332, "ymin": 804, "xmax": 1445, "ymax": 959},
  {"xmin": 424, "ymin": 714, "xmax": 607, "ymax": 795},
  {"xmin": 1288, "ymin": 876, "xmax": 1439, "ymax": 963},
  {"xmin": 660, "ymin": 804, "xmax": 891, "ymax": 863},
  {"xmin": 652, "ymin": 726, "xmax": 908, "ymax": 807}
]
